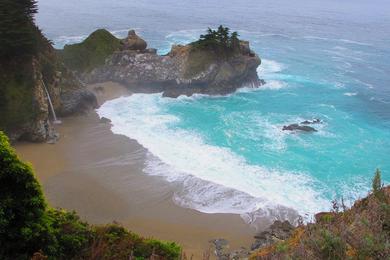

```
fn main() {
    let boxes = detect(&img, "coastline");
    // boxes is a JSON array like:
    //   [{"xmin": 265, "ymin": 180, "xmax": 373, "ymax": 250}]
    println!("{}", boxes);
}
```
[{"xmin": 14, "ymin": 81, "xmax": 256, "ymax": 257}]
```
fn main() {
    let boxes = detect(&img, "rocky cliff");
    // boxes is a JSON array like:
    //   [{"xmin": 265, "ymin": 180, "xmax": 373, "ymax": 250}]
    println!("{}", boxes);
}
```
[
  {"xmin": 0, "ymin": 28, "xmax": 97, "ymax": 142},
  {"xmin": 74, "ymin": 29, "xmax": 263, "ymax": 97}
]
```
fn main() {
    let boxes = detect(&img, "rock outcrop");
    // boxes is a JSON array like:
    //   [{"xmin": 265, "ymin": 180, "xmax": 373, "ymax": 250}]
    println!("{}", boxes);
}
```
[
  {"xmin": 83, "ymin": 30, "xmax": 263, "ymax": 97},
  {"xmin": 121, "ymin": 30, "xmax": 147, "ymax": 51},
  {"xmin": 251, "ymin": 220, "xmax": 295, "ymax": 251},
  {"xmin": 0, "ymin": 29, "xmax": 97, "ymax": 142},
  {"xmin": 282, "ymin": 124, "xmax": 317, "ymax": 132}
]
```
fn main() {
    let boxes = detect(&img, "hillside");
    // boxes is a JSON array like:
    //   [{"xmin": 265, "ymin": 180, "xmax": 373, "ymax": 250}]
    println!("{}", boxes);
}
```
[
  {"xmin": 250, "ymin": 174, "xmax": 390, "ymax": 259},
  {"xmin": 60, "ymin": 29, "xmax": 122, "ymax": 73}
]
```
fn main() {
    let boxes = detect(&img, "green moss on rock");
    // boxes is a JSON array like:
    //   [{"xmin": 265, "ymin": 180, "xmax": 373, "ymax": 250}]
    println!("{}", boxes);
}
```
[{"xmin": 60, "ymin": 29, "xmax": 121, "ymax": 72}]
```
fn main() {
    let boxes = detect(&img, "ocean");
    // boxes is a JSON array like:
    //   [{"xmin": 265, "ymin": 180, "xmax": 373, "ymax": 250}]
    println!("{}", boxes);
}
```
[{"xmin": 37, "ymin": 0, "xmax": 390, "ymax": 221}]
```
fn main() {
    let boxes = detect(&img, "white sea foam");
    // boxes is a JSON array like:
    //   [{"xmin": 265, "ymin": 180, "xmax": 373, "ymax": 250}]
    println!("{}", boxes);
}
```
[
  {"xmin": 257, "ymin": 59, "xmax": 285, "ymax": 75},
  {"xmin": 97, "ymin": 94, "xmax": 331, "ymax": 220},
  {"xmin": 344, "ymin": 92, "xmax": 358, "ymax": 96}
]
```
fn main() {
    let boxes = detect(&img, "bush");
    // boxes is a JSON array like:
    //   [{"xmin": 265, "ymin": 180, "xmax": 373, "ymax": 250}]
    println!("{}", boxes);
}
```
[
  {"xmin": 317, "ymin": 229, "xmax": 346, "ymax": 260},
  {"xmin": 0, "ymin": 131, "xmax": 182, "ymax": 259},
  {"xmin": 0, "ymin": 131, "xmax": 53, "ymax": 259},
  {"xmin": 46, "ymin": 209, "xmax": 92, "ymax": 258}
]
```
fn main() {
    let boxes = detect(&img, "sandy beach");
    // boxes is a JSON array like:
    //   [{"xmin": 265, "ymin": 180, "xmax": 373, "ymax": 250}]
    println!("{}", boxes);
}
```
[{"xmin": 14, "ymin": 82, "xmax": 256, "ymax": 258}]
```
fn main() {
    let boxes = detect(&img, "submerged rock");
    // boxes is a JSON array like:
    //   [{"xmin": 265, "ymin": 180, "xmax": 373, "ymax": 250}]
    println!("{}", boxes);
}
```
[
  {"xmin": 282, "ymin": 123, "xmax": 317, "ymax": 132},
  {"xmin": 100, "ymin": 117, "xmax": 111, "ymax": 123}
]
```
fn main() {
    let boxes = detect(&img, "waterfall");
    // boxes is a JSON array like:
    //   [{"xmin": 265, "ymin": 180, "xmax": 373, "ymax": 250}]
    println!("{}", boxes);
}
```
[{"xmin": 42, "ymin": 80, "xmax": 61, "ymax": 124}]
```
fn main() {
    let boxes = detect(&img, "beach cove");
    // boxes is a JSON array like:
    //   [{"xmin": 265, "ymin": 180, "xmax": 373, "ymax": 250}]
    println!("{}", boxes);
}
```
[{"xmin": 15, "ymin": 82, "xmax": 258, "ymax": 257}]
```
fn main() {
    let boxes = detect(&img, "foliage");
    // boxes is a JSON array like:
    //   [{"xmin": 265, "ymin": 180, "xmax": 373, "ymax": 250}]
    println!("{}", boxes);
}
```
[
  {"xmin": 0, "ymin": 60, "xmax": 37, "ymax": 133},
  {"xmin": 60, "ymin": 29, "xmax": 121, "ymax": 72},
  {"xmin": 0, "ymin": 0, "xmax": 39, "ymax": 59},
  {"xmin": 315, "ymin": 229, "xmax": 346, "ymax": 259},
  {"xmin": 191, "ymin": 25, "xmax": 240, "ymax": 57},
  {"xmin": 0, "ymin": 131, "xmax": 54, "ymax": 259},
  {"xmin": 372, "ymin": 168, "xmax": 384, "ymax": 200},
  {"xmin": 0, "ymin": 131, "xmax": 182, "ymax": 259},
  {"xmin": 0, "ymin": 0, "xmax": 57, "ymax": 137},
  {"xmin": 251, "ymin": 170, "xmax": 390, "ymax": 259}
]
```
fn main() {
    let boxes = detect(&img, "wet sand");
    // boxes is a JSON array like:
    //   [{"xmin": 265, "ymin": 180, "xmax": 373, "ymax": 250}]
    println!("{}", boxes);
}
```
[{"xmin": 15, "ymin": 82, "xmax": 256, "ymax": 258}]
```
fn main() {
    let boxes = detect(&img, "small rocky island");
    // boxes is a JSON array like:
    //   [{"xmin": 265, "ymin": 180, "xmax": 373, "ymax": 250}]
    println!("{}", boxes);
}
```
[{"xmin": 62, "ymin": 26, "xmax": 264, "ymax": 98}]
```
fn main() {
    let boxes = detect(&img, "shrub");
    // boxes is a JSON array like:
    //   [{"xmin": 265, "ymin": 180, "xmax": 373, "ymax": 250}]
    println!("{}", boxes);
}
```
[
  {"xmin": 0, "ymin": 131, "xmax": 53, "ymax": 259},
  {"xmin": 316, "ymin": 229, "xmax": 346, "ymax": 260},
  {"xmin": 372, "ymin": 168, "xmax": 385, "ymax": 201},
  {"xmin": 0, "ymin": 131, "xmax": 182, "ymax": 259},
  {"xmin": 46, "ymin": 209, "xmax": 92, "ymax": 258}
]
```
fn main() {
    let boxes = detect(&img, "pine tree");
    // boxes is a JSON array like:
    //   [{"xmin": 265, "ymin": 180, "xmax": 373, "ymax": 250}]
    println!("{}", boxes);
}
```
[{"xmin": 372, "ymin": 168, "xmax": 384, "ymax": 201}]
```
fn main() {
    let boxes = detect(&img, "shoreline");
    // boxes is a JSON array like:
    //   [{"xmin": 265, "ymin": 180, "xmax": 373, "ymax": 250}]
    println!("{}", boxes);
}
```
[{"xmin": 14, "ymin": 81, "xmax": 257, "ymax": 257}]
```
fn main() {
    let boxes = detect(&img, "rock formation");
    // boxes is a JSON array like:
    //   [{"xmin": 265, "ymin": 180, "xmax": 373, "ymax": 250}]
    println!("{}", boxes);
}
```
[
  {"xmin": 1, "ymin": 29, "xmax": 98, "ymax": 142},
  {"xmin": 282, "ymin": 124, "xmax": 318, "ymax": 132},
  {"xmin": 81, "ymin": 30, "xmax": 264, "ymax": 97},
  {"xmin": 121, "ymin": 30, "xmax": 147, "ymax": 51}
]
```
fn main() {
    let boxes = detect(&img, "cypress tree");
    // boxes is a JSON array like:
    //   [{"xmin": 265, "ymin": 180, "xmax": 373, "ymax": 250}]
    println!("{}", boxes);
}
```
[{"xmin": 0, "ymin": 0, "xmax": 39, "ymax": 59}]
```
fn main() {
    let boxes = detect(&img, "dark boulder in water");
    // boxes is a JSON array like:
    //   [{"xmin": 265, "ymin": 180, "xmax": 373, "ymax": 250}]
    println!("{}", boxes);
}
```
[{"xmin": 282, "ymin": 124, "xmax": 317, "ymax": 132}]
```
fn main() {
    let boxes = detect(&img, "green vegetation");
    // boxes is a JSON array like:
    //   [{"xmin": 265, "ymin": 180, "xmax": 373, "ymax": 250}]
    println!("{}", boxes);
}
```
[
  {"xmin": 0, "ymin": 131, "xmax": 181, "ymax": 259},
  {"xmin": 0, "ymin": 0, "xmax": 57, "ymax": 136},
  {"xmin": 0, "ymin": 131, "xmax": 53, "ymax": 259},
  {"xmin": 60, "ymin": 29, "xmax": 121, "ymax": 72},
  {"xmin": 191, "ymin": 25, "xmax": 240, "ymax": 56},
  {"xmin": 251, "ymin": 170, "xmax": 390, "ymax": 259},
  {"xmin": 0, "ymin": 0, "xmax": 39, "ymax": 59},
  {"xmin": 372, "ymin": 168, "xmax": 385, "ymax": 201},
  {"xmin": 0, "ymin": 62, "xmax": 37, "ymax": 133},
  {"xmin": 183, "ymin": 25, "xmax": 241, "ymax": 78}
]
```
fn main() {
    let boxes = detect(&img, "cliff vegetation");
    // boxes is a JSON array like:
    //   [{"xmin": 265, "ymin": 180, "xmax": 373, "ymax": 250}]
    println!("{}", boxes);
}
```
[
  {"xmin": 0, "ymin": 0, "xmax": 97, "ymax": 142},
  {"xmin": 0, "ymin": 131, "xmax": 181, "ymax": 259},
  {"xmin": 60, "ymin": 29, "xmax": 121, "ymax": 73},
  {"xmin": 251, "ymin": 170, "xmax": 390, "ymax": 259}
]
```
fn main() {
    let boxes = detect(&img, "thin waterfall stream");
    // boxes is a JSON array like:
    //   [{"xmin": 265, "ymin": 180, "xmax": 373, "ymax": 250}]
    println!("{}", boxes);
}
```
[{"xmin": 42, "ymin": 80, "xmax": 61, "ymax": 124}]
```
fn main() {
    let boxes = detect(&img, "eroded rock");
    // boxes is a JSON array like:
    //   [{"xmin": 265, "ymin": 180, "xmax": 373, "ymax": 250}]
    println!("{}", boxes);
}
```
[{"xmin": 282, "ymin": 124, "xmax": 317, "ymax": 132}]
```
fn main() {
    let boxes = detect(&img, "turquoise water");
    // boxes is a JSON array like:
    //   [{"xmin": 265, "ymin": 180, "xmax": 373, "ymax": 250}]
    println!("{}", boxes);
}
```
[{"xmin": 37, "ymin": 0, "xmax": 390, "ymax": 220}]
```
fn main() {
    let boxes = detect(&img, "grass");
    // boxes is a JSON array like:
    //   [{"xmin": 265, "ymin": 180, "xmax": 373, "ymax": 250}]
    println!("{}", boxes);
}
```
[{"xmin": 60, "ymin": 29, "xmax": 121, "ymax": 72}]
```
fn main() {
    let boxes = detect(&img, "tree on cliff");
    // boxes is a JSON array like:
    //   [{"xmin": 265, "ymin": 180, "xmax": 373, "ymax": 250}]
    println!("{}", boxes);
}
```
[
  {"xmin": 193, "ymin": 25, "xmax": 240, "ymax": 57},
  {"xmin": 0, "ymin": 0, "xmax": 39, "ymax": 59}
]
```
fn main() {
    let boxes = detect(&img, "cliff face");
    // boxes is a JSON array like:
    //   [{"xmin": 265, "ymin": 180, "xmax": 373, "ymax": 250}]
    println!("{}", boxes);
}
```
[
  {"xmin": 80, "ymin": 30, "xmax": 263, "ymax": 97},
  {"xmin": 0, "ymin": 29, "xmax": 97, "ymax": 142}
]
